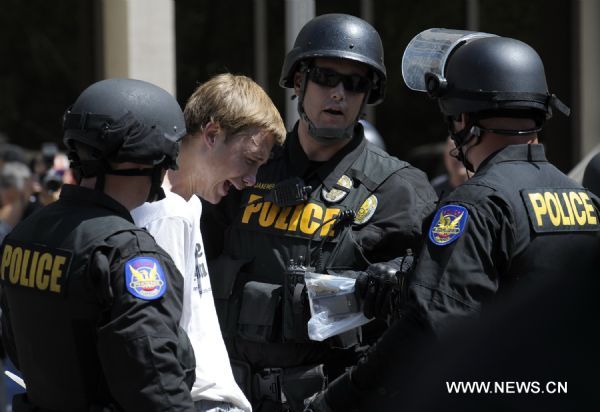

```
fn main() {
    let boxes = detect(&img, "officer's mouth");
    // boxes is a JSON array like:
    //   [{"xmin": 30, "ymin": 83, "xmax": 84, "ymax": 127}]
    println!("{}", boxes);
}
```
[{"xmin": 323, "ymin": 108, "xmax": 344, "ymax": 116}]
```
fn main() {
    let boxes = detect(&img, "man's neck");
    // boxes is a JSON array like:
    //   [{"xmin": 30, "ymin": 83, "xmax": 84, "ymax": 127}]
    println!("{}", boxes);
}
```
[
  {"xmin": 297, "ymin": 120, "xmax": 351, "ymax": 161},
  {"xmin": 471, "ymin": 134, "xmax": 538, "ymax": 172},
  {"xmin": 81, "ymin": 176, "xmax": 148, "ymax": 211},
  {"xmin": 167, "ymin": 169, "xmax": 193, "ymax": 201}
]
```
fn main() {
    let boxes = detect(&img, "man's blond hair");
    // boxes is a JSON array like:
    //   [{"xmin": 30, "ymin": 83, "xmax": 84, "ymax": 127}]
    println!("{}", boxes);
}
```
[{"xmin": 184, "ymin": 73, "xmax": 286, "ymax": 144}]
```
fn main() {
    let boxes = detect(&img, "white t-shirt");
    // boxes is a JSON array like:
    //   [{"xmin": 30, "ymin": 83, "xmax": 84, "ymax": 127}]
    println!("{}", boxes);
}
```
[{"xmin": 131, "ymin": 191, "xmax": 251, "ymax": 411}]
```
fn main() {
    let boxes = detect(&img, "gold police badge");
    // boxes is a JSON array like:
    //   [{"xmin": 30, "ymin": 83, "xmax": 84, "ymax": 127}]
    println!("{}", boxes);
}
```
[
  {"xmin": 322, "ymin": 175, "xmax": 353, "ymax": 203},
  {"xmin": 354, "ymin": 194, "xmax": 378, "ymax": 225}
]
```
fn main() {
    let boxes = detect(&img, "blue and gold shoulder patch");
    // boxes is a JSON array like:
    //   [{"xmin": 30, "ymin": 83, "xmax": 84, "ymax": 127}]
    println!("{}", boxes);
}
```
[
  {"xmin": 429, "ymin": 205, "xmax": 469, "ymax": 246},
  {"xmin": 125, "ymin": 257, "xmax": 167, "ymax": 300}
]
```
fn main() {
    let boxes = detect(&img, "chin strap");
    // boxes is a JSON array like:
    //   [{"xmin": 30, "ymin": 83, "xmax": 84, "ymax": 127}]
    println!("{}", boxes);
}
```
[
  {"xmin": 147, "ymin": 167, "xmax": 166, "ymax": 202},
  {"xmin": 69, "ymin": 151, "xmax": 166, "ymax": 202},
  {"xmin": 447, "ymin": 110, "xmax": 545, "ymax": 172},
  {"xmin": 447, "ymin": 116, "xmax": 480, "ymax": 173}
]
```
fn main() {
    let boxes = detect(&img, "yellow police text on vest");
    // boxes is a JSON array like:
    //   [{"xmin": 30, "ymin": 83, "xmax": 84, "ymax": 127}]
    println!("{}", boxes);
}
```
[
  {"xmin": 524, "ymin": 189, "xmax": 599, "ymax": 231},
  {"xmin": 0, "ymin": 243, "xmax": 71, "ymax": 293},
  {"xmin": 241, "ymin": 194, "xmax": 341, "ymax": 237}
]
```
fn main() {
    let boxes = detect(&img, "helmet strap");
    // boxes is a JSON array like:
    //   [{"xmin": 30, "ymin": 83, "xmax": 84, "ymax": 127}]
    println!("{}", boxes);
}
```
[
  {"xmin": 94, "ymin": 173, "xmax": 106, "ymax": 192},
  {"xmin": 147, "ymin": 167, "xmax": 166, "ymax": 202},
  {"xmin": 471, "ymin": 109, "xmax": 546, "ymax": 136},
  {"xmin": 447, "ymin": 110, "xmax": 545, "ymax": 173},
  {"xmin": 446, "ymin": 115, "xmax": 480, "ymax": 173}
]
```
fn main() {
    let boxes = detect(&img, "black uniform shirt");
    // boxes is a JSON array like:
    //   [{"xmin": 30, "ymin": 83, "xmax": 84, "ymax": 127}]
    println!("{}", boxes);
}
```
[{"xmin": 0, "ymin": 185, "xmax": 194, "ymax": 411}]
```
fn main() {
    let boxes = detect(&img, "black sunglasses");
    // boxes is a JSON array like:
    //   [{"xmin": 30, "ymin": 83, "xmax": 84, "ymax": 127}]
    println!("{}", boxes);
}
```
[{"xmin": 307, "ymin": 67, "xmax": 372, "ymax": 93}]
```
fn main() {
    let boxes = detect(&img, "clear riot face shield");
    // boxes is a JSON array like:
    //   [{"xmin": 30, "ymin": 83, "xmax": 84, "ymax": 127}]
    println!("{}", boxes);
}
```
[
  {"xmin": 401, "ymin": 29, "xmax": 498, "ymax": 172},
  {"xmin": 401, "ymin": 28, "xmax": 497, "ymax": 96}
]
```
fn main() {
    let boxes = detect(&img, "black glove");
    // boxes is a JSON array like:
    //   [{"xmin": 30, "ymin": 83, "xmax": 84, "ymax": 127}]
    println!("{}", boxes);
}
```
[
  {"xmin": 304, "ymin": 390, "xmax": 333, "ymax": 412},
  {"xmin": 356, "ymin": 263, "xmax": 398, "ymax": 319},
  {"xmin": 355, "ymin": 254, "xmax": 414, "ymax": 320}
]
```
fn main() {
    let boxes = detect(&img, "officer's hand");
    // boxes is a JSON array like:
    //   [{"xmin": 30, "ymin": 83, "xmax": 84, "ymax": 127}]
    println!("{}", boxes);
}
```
[
  {"xmin": 304, "ymin": 390, "xmax": 333, "ymax": 412},
  {"xmin": 355, "ymin": 262, "xmax": 399, "ymax": 320}
]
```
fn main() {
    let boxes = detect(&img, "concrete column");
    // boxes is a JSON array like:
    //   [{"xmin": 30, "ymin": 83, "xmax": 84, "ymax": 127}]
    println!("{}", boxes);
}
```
[
  {"xmin": 254, "ymin": 0, "xmax": 268, "ymax": 91},
  {"xmin": 575, "ymin": 0, "xmax": 600, "ymax": 159},
  {"xmin": 360, "ymin": 0, "xmax": 375, "ymax": 124},
  {"xmin": 102, "ymin": 0, "xmax": 176, "ymax": 96},
  {"xmin": 465, "ymin": 0, "xmax": 480, "ymax": 31},
  {"xmin": 284, "ymin": 0, "xmax": 315, "ymax": 130}
]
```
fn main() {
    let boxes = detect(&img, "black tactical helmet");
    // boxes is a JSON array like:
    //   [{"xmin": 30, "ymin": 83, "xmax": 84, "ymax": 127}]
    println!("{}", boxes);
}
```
[
  {"xmin": 428, "ymin": 36, "xmax": 569, "ymax": 119},
  {"xmin": 63, "ymin": 78, "xmax": 185, "ymax": 168},
  {"xmin": 280, "ymin": 13, "xmax": 386, "ymax": 104},
  {"xmin": 63, "ymin": 78, "xmax": 185, "ymax": 202}
]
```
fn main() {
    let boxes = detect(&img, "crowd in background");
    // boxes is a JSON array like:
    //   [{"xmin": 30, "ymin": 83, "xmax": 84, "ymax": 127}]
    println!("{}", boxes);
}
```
[{"xmin": 0, "ymin": 139, "xmax": 75, "ymax": 244}]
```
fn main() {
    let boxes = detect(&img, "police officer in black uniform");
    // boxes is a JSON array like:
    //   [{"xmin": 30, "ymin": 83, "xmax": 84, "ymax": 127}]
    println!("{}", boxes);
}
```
[
  {"xmin": 0, "ymin": 78, "xmax": 195, "ymax": 411},
  {"xmin": 305, "ymin": 30, "xmax": 600, "ymax": 411},
  {"xmin": 201, "ymin": 14, "xmax": 437, "ymax": 412}
]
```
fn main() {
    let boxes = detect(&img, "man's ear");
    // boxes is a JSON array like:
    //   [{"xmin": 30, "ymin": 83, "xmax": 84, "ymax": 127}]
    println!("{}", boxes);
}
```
[
  {"xmin": 451, "ymin": 113, "xmax": 468, "ymax": 132},
  {"xmin": 202, "ymin": 121, "xmax": 220, "ymax": 148},
  {"xmin": 293, "ymin": 71, "xmax": 303, "ymax": 95}
]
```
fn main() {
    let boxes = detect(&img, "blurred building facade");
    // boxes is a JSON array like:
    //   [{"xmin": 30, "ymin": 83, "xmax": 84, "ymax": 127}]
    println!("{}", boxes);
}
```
[{"xmin": 0, "ymin": 0, "xmax": 598, "ymax": 176}]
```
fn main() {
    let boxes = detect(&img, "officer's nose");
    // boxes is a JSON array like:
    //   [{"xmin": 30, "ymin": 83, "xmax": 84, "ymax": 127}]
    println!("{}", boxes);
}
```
[{"xmin": 331, "ymin": 82, "xmax": 345, "ymax": 101}]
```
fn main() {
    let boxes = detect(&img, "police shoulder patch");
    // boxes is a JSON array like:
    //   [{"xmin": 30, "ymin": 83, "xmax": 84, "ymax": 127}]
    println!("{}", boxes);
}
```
[
  {"xmin": 125, "ymin": 257, "xmax": 167, "ymax": 300},
  {"xmin": 429, "ymin": 204, "xmax": 469, "ymax": 246}
]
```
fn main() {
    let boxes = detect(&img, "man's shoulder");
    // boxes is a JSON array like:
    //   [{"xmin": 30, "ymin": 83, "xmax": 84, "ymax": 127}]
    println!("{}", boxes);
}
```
[
  {"xmin": 347, "ymin": 145, "xmax": 409, "ymax": 187},
  {"xmin": 439, "ymin": 178, "xmax": 517, "ymax": 225},
  {"xmin": 444, "ymin": 178, "xmax": 498, "ymax": 205},
  {"xmin": 362, "ymin": 144, "xmax": 407, "ymax": 166},
  {"xmin": 104, "ymin": 225, "xmax": 173, "ymax": 264}
]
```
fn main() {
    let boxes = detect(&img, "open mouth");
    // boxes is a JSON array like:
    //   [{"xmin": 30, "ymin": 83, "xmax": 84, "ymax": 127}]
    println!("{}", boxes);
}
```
[
  {"xmin": 223, "ymin": 180, "xmax": 245, "ymax": 194},
  {"xmin": 324, "ymin": 108, "xmax": 343, "ymax": 116}
]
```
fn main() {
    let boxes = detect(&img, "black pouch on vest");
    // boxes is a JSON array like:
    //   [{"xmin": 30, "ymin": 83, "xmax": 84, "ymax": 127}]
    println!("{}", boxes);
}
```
[
  {"xmin": 238, "ymin": 281, "xmax": 282, "ymax": 342},
  {"xmin": 282, "ymin": 262, "xmax": 311, "ymax": 342},
  {"xmin": 208, "ymin": 255, "xmax": 252, "ymax": 338}
]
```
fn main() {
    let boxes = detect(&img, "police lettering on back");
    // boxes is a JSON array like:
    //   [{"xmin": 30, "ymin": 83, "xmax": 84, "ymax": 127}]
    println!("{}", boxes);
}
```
[
  {"xmin": 523, "ymin": 189, "xmax": 598, "ymax": 231},
  {"xmin": 0, "ymin": 242, "xmax": 71, "ymax": 294}
]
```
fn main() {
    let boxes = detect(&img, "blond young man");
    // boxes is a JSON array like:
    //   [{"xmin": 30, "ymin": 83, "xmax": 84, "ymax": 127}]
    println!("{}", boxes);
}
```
[{"xmin": 132, "ymin": 74, "xmax": 286, "ymax": 412}]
